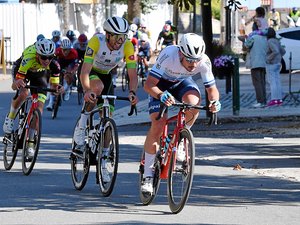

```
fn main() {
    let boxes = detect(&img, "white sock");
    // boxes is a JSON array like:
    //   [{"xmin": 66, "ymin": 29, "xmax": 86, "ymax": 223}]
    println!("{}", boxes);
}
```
[
  {"xmin": 63, "ymin": 80, "xmax": 69, "ymax": 93},
  {"xmin": 143, "ymin": 152, "xmax": 155, "ymax": 178},
  {"xmin": 48, "ymin": 95, "xmax": 54, "ymax": 106}
]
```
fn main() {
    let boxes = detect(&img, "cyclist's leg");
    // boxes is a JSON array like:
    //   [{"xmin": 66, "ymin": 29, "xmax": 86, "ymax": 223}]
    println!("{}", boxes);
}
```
[
  {"xmin": 73, "ymin": 70, "xmax": 104, "ymax": 147},
  {"xmin": 170, "ymin": 78, "xmax": 201, "ymax": 127}
]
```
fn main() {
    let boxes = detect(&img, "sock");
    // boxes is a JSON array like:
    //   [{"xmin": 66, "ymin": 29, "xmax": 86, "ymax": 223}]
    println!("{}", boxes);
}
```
[
  {"xmin": 143, "ymin": 152, "xmax": 155, "ymax": 178},
  {"xmin": 63, "ymin": 80, "xmax": 70, "ymax": 93},
  {"xmin": 78, "ymin": 113, "xmax": 88, "ymax": 128},
  {"xmin": 48, "ymin": 95, "xmax": 54, "ymax": 106},
  {"xmin": 8, "ymin": 105, "xmax": 18, "ymax": 119}
]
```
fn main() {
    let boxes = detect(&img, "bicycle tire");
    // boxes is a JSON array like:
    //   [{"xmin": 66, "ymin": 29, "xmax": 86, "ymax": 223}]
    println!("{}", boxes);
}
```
[
  {"xmin": 22, "ymin": 108, "xmax": 42, "ymax": 175},
  {"xmin": 70, "ymin": 117, "xmax": 90, "ymax": 190},
  {"xmin": 52, "ymin": 94, "xmax": 62, "ymax": 119},
  {"xmin": 139, "ymin": 150, "xmax": 161, "ymax": 205},
  {"xmin": 97, "ymin": 118, "xmax": 119, "ymax": 197},
  {"xmin": 3, "ymin": 133, "xmax": 18, "ymax": 170},
  {"xmin": 167, "ymin": 127, "xmax": 195, "ymax": 214}
]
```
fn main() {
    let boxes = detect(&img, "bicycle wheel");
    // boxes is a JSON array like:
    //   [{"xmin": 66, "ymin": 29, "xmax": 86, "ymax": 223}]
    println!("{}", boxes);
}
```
[
  {"xmin": 22, "ymin": 108, "xmax": 42, "ymax": 175},
  {"xmin": 3, "ymin": 133, "xmax": 18, "ymax": 170},
  {"xmin": 139, "ymin": 150, "xmax": 161, "ymax": 205},
  {"xmin": 97, "ymin": 118, "xmax": 119, "ymax": 197},
  {"xmin": 167, "ymin": 127, "xmax": 195, "ymax": 214},
  {"xmin": 52, "ymin": 94, "xmax": 62, "ymax": 119},
  {"xmin": 70, "ymin": 117, "xmax": 90, "ymax": 190}
]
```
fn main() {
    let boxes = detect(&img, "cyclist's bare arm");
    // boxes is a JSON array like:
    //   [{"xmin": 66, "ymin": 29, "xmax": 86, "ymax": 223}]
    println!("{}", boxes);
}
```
[
  {"xmin": 205, "ymin": 85, "xmax": 220, "ymax": 113},
  {"xmin": 127, "ymin": 67, "xmax": 139, "ymax": 105}
]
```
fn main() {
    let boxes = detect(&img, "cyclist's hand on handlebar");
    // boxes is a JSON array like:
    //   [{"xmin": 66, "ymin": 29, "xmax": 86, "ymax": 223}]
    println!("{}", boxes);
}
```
[
  {"xmin": 129, "ymin": 90, "xmax": 138, "ymax": 105},
  {"xmin": 209, "ymin": 100, "xmax": 221, "ymax": 113},
  {"xmin": 160, "ymin": 90, "xmax": 175, "ymax": 106},
  {"xmin": 84, "ymin": 90, "xmax": 97, "ymax": 103},
  {"xmin": 12, "ymin": 79, "xmax": 26, "ymax": 90},
  {"xmin": 55, "ymin": 84, "xmax": 64, "ymax": 95}
]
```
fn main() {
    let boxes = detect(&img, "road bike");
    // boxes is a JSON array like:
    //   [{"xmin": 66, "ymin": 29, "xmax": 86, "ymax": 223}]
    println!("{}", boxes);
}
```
[
  {"xmin": 139, "ymin": 102, "xmax": 217, "ymax": 213},
  {"xmin": 137, "ymin": 54, "xmax": 147, "ymax": 87},
  {"xmin": 121, "ymin": 65, "xmax": 129, "ymax": 92},
  {"xmin": 2, "ymin": 85, "xmax": 58, "ymax": 175},
  {"xmin": 70, "ymin": 94, "xmax": 137, "ymax": 196}
]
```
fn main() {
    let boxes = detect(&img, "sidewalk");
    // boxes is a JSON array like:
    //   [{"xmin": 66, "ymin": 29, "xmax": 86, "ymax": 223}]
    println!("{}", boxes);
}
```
[
  {"xmin": 113, "ymin": 61, "xmax": 300, "ymax": 126},
  {"xmin": 1, "ymin": 64, "xmax": 300, "ymax": 126}
]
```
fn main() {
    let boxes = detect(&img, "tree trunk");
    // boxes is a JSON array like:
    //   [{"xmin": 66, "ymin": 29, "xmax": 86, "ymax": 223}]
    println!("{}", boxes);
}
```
[{"xmin": 127, "ymin": 0, "xmax": 141, "ymax": 23}]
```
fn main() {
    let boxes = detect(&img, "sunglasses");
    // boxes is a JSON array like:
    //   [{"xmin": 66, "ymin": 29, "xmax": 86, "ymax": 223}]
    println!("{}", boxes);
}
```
[
  {"xmin": 141, "ymin": 27, "xmax": 146, "ymax": 29},
  {"xmin": 40, "ymin": 55, "xmax": 54, "ymax": 60},
  {"xmin": 109, "ymin": 33, "xmax": 127, "ymax": 43},
  {"xmin": 184, "ymin": 56, "xmax": 201, "ymax": 64}
]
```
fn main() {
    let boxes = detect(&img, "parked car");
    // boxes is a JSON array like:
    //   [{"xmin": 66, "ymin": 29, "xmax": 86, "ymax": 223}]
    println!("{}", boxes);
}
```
[{"xmin": 276, "ymin": 27, "xmax": 300, "ymax": 72}]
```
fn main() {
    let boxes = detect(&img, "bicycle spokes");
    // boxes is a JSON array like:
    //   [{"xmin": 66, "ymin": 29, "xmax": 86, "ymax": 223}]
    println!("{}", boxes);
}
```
[{"xmin": 167, "ymin": 128, "xmax": 195, "ymax": 214}]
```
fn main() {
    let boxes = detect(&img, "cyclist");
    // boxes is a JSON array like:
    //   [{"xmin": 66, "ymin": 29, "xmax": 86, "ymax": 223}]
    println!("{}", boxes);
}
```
[
  {"xmin": 48, "ymin": 38, "xmax": 79, "ymax": 106},
  {"xmin": 137, "ymin": 33, "xmax": 152, "ymax": 79},
  {"xmin": 3, "ymin": 38, "xmax": 63, "ymax": 158},
  {"xmin": 66, "ymin": 30, "xmax": 77, "ymax": 46},
  {"xmin": 139, "ymin": 23, "xmax": 151, "ymax": 41},
  {"xmin": 51, "ymin": 30, "xmax": 61, "ymax": 48},
  {"xmin": 73, "ymin": 33, "xmax": 88, "ymax": 89},
  {"xmin": 141, "ymin": 33, "xmax": 221, "ymax": 194},
  {"xmin": 155, "ymin": 24, "xmax": 176, "ymax": 52},
  {"xmin": 72, "ymin": 16, "xmax": 138, "ymax": 179}
]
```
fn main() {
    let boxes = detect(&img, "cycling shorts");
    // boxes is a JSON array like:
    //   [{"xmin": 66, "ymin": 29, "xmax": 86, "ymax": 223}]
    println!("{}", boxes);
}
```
[
  {"xmin": 89, "ymin": 68, "xmax": 115, "ymax": 112},
  {"xmin": 13, "ymin": 70, "xmax": 49, "ymax": 104},
  {"xmin": 148, "ymin": 77, "xmax": 200, "ymax": 114}
]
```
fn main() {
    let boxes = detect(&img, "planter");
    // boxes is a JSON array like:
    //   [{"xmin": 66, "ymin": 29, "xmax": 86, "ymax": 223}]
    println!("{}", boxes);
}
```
[{"xmin": 216, "ymin": 66, "xmax": 233, "ymax": 80}]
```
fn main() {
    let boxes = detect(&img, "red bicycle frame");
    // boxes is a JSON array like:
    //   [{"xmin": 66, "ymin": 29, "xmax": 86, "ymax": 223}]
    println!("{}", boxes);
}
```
[{"xmin": 160, "ymin": 109, "xmax": 186, "ymax": 179}]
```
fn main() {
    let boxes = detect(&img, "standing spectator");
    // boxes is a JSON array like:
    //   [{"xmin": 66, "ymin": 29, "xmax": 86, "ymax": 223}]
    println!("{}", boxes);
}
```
[
  {"xmin": 268, "ymin": 8, "xmax": 280, "ymax": 31},
  {"xmin": 265, "ymin": 27, "xmax": 286, "ymax": 106},
  {"xmin": 288, "ymin": 7, "xmax": 300, "ymax": 27},
  {"xmin": 244, "ymin": 32, "xmax": 268, "ymax": 108},
  {"xmin": 239, "ymin": 15, "xmax": 246, "ymax": 36}
]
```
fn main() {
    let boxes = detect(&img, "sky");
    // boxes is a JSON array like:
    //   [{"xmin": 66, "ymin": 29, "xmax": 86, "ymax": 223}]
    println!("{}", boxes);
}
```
[{"xmin": 239, "ymin": 0, "xmax": 299, "ymax": 10}]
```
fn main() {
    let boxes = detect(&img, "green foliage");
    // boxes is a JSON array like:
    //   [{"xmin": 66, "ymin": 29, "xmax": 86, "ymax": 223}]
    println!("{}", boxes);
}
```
[
  {"xmin": 211, "ymin": 0, "xmax": 221, "ymax": 20},
  {"xmin": 167, "ymin": 0, "xmax": 195, "ymax": 11}
]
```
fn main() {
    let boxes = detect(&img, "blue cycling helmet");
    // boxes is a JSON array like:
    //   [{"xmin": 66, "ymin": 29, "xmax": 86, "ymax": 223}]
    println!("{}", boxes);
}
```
[{"xmin": 36, "ymin": 34, "xmax": 45, "ymax": 41}]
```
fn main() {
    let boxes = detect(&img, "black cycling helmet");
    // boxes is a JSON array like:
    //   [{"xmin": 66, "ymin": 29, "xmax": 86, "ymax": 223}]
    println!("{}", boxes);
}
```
[{"xmin": 66, "ymin": 30, "xmax": 76, "ymax": 40}]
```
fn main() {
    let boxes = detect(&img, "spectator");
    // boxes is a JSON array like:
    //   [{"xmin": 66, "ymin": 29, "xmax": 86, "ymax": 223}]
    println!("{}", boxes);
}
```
[
  {"xmin": 265, "ymin": 27, "xmax": 286, "ymax": 107},
  {"xmin": 239, "ymin": 15, "xmax": 246, "ymax": 36},
  {"xmin": 244, "ymin": 30, "xmax": 268, "ymax": 108},
  {"xmin": 268, "ymin": 8, "xmax": 280, "ymax": 31},
  {"xmin": 288, "ymin": 7, "xmax": 300, "ymax": 26}
]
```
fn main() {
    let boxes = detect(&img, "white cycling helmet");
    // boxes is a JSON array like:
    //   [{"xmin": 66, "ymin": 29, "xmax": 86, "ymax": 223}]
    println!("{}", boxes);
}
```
[
  {"xmin": 35, "ymin": 38, "xmax": 55, "ymax": 56},
  {"xmin": 103, "ymin": 16, "xmax": 129, "ymax": 34},
  {"xmin": 179, "ymin": 33, "xmax": 206, "ymax": 59},
  {"xmin": 52, "ymin": 30, "xmax": 61, "ymax": 37},
  {"xmin": 129, "ymin": 23, "xmax": 138, "ymax": 32},
  {"xmin": 140, "ymin": 33, "xmax": 148, "ymax": 42},
  {"xmin": 61, "ymin": 38, "xmax": 72, "ymax": 49},
  {"xmin": 127, "ymin": 30, "xmax": 134, "ymax": 40}
]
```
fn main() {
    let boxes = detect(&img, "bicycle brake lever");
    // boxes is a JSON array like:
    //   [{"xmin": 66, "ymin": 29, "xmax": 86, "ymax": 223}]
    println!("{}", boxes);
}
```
[{"xmin": 128, "ymin": 104, "xmax": 137, "ymax": 116}]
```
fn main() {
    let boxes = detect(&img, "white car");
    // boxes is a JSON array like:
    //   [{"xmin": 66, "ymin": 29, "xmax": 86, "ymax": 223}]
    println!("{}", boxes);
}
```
[{"xmin": 276, "ymin": 27, "xmax": 300, "ymax": 72}]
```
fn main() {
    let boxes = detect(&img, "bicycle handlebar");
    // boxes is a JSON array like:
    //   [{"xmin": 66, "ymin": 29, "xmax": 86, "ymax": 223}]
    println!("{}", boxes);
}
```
[
  {"xmin": 24, "ymin": 85, "xmax": 58, "ymax": 93},
  {"xmin": 93, "ymin": 94, "xmax": 137, "ymax": 116},
  {"xmin": 156, "ymin": 102, "xmax": 217, "ymax": 125}
]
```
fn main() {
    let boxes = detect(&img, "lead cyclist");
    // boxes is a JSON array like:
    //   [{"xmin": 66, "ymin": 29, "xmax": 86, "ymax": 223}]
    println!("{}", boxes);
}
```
[{"xmin": 141, "ymin": 33, "xmax": 221, "ymax": 194}]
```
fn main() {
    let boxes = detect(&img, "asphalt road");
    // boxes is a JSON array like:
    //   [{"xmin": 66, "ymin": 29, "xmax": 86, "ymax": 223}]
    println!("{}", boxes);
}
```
[{"xmin": 0, "ymin": 76, "xmax": 300, "ymax": 225}]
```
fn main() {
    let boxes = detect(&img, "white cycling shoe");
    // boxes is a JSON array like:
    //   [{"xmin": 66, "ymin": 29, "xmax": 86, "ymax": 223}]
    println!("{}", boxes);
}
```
[
  {"xmin": 3, "ymin": 115, "xmax": 14, "ymax": 134},
  {"xmin": 141, "ymin": 177, "xmax": 153, "ymax": 194},
  {"xmin": 73, "ymin": 126, "xmax": 85, "ymax": 146}
]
